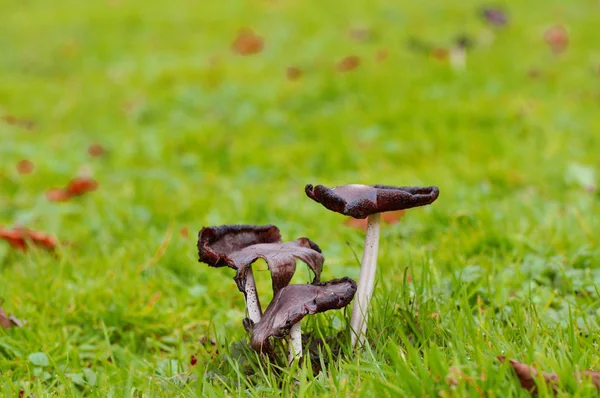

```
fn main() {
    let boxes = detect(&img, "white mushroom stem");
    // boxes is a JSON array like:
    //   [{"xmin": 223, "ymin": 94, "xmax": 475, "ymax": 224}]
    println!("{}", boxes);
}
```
[
  {"xmin": 350, "ymin": 212, "xmax": 381, "ymax": 348},
  {"xmin": 244, "ymin": 267, "xmax": 262, "ymax": 324},
  {"xmin": 288, "ymin": 322, "xmax": 303, "ymax": 364}
]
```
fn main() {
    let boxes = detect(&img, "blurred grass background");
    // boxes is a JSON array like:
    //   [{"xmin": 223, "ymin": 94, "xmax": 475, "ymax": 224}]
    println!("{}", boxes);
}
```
[{"xmin": 1, "ymin": 0, "xmax": 600, "ymax": 396}]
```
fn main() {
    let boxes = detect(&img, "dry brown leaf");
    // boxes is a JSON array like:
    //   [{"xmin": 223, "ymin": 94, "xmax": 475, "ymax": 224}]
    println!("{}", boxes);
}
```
[
  {"xmin": 2, "ymin": 115, "xmax": 35, "ymax": 130},
  {"xmin": 88, "ymin": 143, "xmax": 106, "ymax": 157},
  {"xmin": 180, "ymin": 226, "xmax": 189, "ymax": 238},
  {"xmin": 0, "ymin": 226, "xmax": 57, "ymax": 251},
  {"xmin": 46, "ymin": 176, "xmax": 98, "ymax": 202},
  {"xmin": 430, "ymin": 48, "xmax": 449, "ymax": 62},
  {"xmin": 232, "ymin": 28, "xmax": 264, "ymax": 56},
  {"xmin": 544, "ymin": 25, "xmax": 569, "ymax": 54},
  {"xmin": 286, "ymin": 66, "xmax": 302, "ymax": 81},
  {"xmin": 0, "ymin": 306, "xmax": 24, "ymax": 329},
  {"xmin": 16, "ymin": 160, "xmax": 34, "ymax": 175},
  {"xmin": 338, "ymin": 55, "xmax": 360, "ymax": 72},
  {"xmin": 499, "ymin": 357, "xmax": 600, "ymax": 394},
  {"xmin": 66, "ymin": 176, "xmax": 98, "ymax": 197}
]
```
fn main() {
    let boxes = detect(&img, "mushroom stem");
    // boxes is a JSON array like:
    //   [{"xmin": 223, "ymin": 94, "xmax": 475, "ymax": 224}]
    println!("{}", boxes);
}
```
[
  {"xmin": 288, "ymin": 323, "xmax": 303, "ymax": 363},
  {"xmin": 350, "ymin": 212, "xmax": 381, "ymax": 348},
  {"xmin": 244, "ymin": 267, "xmax": 262, "ymax": 324}
]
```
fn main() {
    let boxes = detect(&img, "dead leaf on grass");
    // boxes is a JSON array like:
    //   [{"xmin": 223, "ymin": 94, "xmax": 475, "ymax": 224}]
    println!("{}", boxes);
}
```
[
  {"xmin": 2, "ymin": 115, "xmax": 35, "ymax": 130},
  {"xmin": 88, "ymin": 143, "xmax": 106, "ymax": 157},
  {"xmin": 0, "ymin": 226, "xmax": 57, "ymax": 251},
  {"xmin": 338, "ymin": 55, "xmax": 360, "ymax": 72},
  {"xmin": 46, "ymin": 176, "xmax": 98, "ymax": 202},
  {"xmin": 180, "ymin": 226, "xmax": 189, "ymax": 238},
  {"xmin": 498, "ymin": 357, "xmax": 600, "ymax": 394},
  {"xmin": 286, "ymin": 66, "xmax": 302, "ymax": 81},
  {"xmin": 232, "ymin": 28, "xmax": 264, "ymax": 55},
  {"xmin": 16, "ymin": 160, "xmax": 34, "ymax": 175},
  {"xmin": 0, "ymin": 306, "xmax": 24, "ymax": 329},
  {"xmin": 544, "ymin": 25, "xmax": 569, "ymax": 54}
]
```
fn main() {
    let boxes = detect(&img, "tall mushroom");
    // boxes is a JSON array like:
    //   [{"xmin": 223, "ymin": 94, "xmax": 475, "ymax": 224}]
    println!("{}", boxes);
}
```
[
  {"xmin": 305, "ymin": 184, "xmax": 439, "ymax": 347},
  {"xmin": 251, "ymin": 277, "xmax": 357, "ymax": 363},
  {"xmin": 197, "ymin": 224, "xmax": 324, "ymax": 360}
]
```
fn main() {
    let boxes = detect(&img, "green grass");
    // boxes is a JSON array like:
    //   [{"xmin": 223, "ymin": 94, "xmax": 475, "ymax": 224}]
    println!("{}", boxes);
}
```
[{"xmin": 1, "ymin": 0, "xmax": 600, "ymax": 396}]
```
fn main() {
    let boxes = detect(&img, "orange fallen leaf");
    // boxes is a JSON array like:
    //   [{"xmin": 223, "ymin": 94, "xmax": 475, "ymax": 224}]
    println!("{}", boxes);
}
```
[
  {"xmin": 66, "ymin": 176, "xmax": 98, "ymax": 197},
  {"xmin": 16, "ymin": 160, "xmax": 34, "ymax": 175},
  {"xmin": 232, "ymin": 28, "xmax": 264, "ymax": 56},
  {"xmin": 286, "ymin": 66, "xmax": 302, "ymax": 81},
  {"xmin": 88, "ymin": 143, "xmax": 106, "ymax": 157},
  {"xmin": 338, "ymin": 55, "xmax": 360, "ymax": 72},
  {"xmin": 430, "ymin": 48, "xmax": 449, "ymax": 62},
  {"xmin": 46, "ymin": 176, "xmax": 98, "ymax": 202},
  {"xmin": 0, "ymin": 226, "xmax": 57, "ymax": 251},
  {"xmin": 2, "ymin": 115, "xmax": 35, "ymax": 130},
  {"xmin": 544, "ymin": 25, "xmax": 568, "ymax": 54},
  {"xmin": 180, "ymin": 226, "xmax": 189, "ymax": 238}
]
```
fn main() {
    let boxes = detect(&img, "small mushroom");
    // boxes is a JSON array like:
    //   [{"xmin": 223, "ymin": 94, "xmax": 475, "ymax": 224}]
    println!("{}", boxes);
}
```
[
  {"xmin": 305, "ymin": 184, "xmax": 439, "ymax": 347},
  {"xmin": 198, "ymin": 224, "xmax": 324, "ymax": 359},
  {"xmin": 251, "ymin": 277, "xmax": 357, "ymax": 363}
]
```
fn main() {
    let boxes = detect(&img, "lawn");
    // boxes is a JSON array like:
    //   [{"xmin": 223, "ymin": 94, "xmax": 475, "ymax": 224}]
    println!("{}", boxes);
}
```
[{"xmin": 1, "ymin": 0, "xmax": 600, "ymax": 396}]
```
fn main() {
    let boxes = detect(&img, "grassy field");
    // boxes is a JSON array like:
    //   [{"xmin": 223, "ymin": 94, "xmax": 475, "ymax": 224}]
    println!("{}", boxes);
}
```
[{"xmin": 1, "ymin": 0, "xmax": 600, "ymax": 396}]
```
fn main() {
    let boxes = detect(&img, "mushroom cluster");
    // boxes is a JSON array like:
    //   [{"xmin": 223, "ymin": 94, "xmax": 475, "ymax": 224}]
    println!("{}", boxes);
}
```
[
  {"xmin": 197, "ymin": 182, "xmax": 439, "ymax": 361},
  {"xmin": 198, "ymin": 224, "xmax": 356, "ymax": 362}
]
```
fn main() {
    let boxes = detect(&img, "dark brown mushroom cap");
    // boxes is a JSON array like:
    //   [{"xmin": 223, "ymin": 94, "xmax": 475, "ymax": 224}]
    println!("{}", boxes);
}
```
[
  {"xmin": 198, "ymin": 225, "xmax": 281, "ymax": 269},
  {"xmin": 305, "ymin": 184, "xmax": 440, "ymax": 219},
  {"xmin": 250, "ymin": 277, "xmax": 357, "ymax": 353},
  {"xmin": 198, "ymin": 224, "xmax": 324, "ymax": 294}
]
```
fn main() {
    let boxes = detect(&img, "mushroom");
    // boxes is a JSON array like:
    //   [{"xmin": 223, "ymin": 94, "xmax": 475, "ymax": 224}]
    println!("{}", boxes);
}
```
[
  {"xmin": 197, "ymin": 224, "xmax": 324, "ymax": 359},
  {"xmin": 251, "ymin": 277, "xmax": 357, "ymax": 363},
  {"xmin": 305, "ymin": 184, "xmax": 439, "ymax": 347}
]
